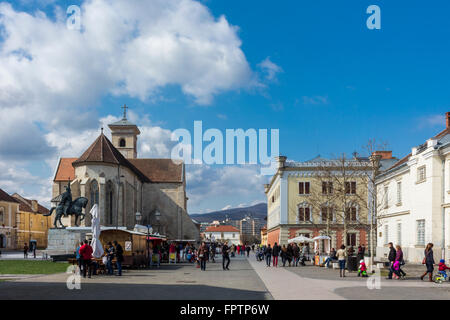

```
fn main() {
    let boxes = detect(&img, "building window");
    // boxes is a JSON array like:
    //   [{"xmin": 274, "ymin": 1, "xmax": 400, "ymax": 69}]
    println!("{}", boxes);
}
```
[
  {"xmin": 397, "ymin": 222, "xmax": 402, "ymax": 245},
  {"xmin": 298, "ymin": 207, "xmax": 311, "ymax": 222},
  {"xmin": 384, "ymin": 224, "xmax": 389, "ymax": 245},
  {"xmin": 299, "ymin": 182, "xmax": 310, "ymax": 195},
  {"xmin": 90, "ymin": 180, "xmax": 99, "ymax": 205},
  {"xmin": 232, "ymin": 233, "xmax": 235, "ymax": 238},
  {"xmin": 322, "ymin": 182, "xmax": 333, "ymax": 195},
  {"xmin": 417, "ymin": 166, "xmax": 426, "ymax": 183},
  {"xmin": 119, "ymin": 138, "xmax": 126, "ymax": 147},
  {"xmin": 384, "ymin": 185, "xmax": 389, "ymax": 208},
  {"xmin": 0, "ymin": 207, "xmax": 4, "ymax": 223},
  {"xmin": 396, "ymin": 182, "xmax": 402, "ymax": 205},
  {"xmin": 417, "ymin": 219, "xmax": 425, "ymax": 245},
  {"xmin": 345, "ymin": 206, "xmax": 357, "ymax": 222},
  {"xmin": 346, "ymin": 233, "xmax": 356, "ymax": 246},
  {"xmin": 321, "ymin": 206, "xmax": 333, "ymax": 222},
  {"xmin": 345, "ymin": 181, "xmax": 357, "ymax": 194}
]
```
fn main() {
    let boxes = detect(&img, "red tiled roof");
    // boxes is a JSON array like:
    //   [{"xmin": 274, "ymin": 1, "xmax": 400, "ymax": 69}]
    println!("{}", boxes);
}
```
[
  {"xmin": 54, "ymin": 158, "xmax": 77, "ymax": 181},
  {"xmin": 129, "ymin": 159, "xmax": 183, "ymax": 183},
  {"xmin": 0, "ymin": 188, "xmax": 18, "ymax": 203},
  {"xmin": 205, "ymin": 225, "xmax": 239, "ymax": 233}
]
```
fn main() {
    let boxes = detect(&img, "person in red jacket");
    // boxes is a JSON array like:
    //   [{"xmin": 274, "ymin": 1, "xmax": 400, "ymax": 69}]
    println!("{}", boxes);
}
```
[{"xmin": 79, "ymin": 240, "xmax": 93, "ymax": 278}]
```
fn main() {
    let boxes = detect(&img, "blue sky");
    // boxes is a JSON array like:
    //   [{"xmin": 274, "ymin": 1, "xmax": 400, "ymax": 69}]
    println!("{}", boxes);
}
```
[{"xmin": 0, "ymin": 0, "xmax": 449, "ymax": 213}]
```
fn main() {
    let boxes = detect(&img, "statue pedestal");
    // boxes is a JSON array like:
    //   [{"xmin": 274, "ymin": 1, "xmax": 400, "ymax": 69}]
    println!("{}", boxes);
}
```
[{"xmin": 45, "ymin": 227, "xmax": 91, "ymax": 256}]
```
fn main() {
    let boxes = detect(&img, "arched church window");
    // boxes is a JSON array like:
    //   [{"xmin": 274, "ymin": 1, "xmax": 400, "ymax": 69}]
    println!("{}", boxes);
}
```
[
  {"xmin": 0, "ymin": 207, "xmax": 4, "ymax": 223},
  {"xmin": 106, "ymin": 181, "xmax": 114, "ymax": 225},
  {"xmin": 119, "ymin": 138, "xmax": 126, "ymax": 147},
  {"xmin": 90, "ymin": 180, "xmax": 99, "ymax": 205}
]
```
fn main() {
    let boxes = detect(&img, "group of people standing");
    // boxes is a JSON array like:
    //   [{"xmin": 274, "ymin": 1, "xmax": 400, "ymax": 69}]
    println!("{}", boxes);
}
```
[
  {"xmin": 75, "ymin": 240, "xmax": 123, "ymax": 278},
  {"xmin": 259, "ymin": 242, "xmax": 310, "ymax": 267}
]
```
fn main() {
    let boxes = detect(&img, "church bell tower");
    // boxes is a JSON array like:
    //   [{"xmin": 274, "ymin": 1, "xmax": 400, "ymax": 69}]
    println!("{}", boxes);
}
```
[{"xmin": 108, "ymin": 104, "xmax": 140, "ymax": 159}]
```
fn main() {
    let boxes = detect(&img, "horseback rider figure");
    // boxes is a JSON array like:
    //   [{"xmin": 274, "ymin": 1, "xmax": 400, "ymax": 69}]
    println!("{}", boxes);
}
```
[{"xmin": 60, "ymin": 182, "xmax": 72, "ymax": 217}]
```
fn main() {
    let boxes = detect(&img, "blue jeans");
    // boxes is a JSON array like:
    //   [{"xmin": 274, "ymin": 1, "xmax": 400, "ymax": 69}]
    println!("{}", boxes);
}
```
[
  {"xmin": 116, "ymin": 261, "xmax": 122, "ymax": 275},
  {"xmin": 266, "ymin": 254, "xmax": 272, "ymax": 266},
  {"xmin": 339, "ymin": 259, "xmax": 346, "ymax": 270},
  {"xmin": 106, "ymin": 259, "xmax": 113, "ymax": 274}
]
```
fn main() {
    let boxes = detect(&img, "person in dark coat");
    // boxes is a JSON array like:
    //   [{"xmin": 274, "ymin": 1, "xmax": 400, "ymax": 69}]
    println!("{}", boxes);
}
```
[
  {"xmin": 272, "ymin": 242, "xmax": 280, "ymax": 267},
  {"xmin": 113, "ymin": 240, "xmax": 124, "ymax": 276},
  {"xmin": 265, "ymin": 244, "xmax": 272, "ymax": 267},
  {"xmin": 420, "ymin": 243, "xmax": 435, "ymax": 282},
  {"xmin": 286, "ymin": 243, "xmax": 293, "ymax": 267}
]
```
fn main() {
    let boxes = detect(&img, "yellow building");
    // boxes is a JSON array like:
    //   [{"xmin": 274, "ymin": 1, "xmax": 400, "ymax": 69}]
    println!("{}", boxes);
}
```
[
  {"xmin": 0, "ymin": 188, "xmax": 19, "ymax": 249},
  {"xmin": 12, "ymin": 194, "xmax": 51, "ymax": 249},
  {"xmin": 260, "ymin": 225, "xmax": 267, "ymax": 246}
]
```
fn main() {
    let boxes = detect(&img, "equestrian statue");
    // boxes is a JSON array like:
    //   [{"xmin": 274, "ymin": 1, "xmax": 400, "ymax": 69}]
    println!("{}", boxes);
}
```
[{"xmin": 44, "ymin": 181, "xmax": 88, "ymax": 228}]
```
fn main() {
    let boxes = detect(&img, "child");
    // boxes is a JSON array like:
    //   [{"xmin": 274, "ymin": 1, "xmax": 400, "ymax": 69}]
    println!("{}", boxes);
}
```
[
  {"xmin": 438, "ymin": 259, "xmax": 450, "ymax": 280},
  {"xmin": 357, "ymin": 259, "xmax": 368, "ymax": 277},
  {"xmin": 392, "ymin": 260, "xmax": 401, "ymax": 279}
]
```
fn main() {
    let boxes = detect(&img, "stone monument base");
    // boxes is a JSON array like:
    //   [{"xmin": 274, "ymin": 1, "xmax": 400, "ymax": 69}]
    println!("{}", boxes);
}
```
[{"xmin": 45, "ymin": 227, "xmax": 91, "ymax": 256}]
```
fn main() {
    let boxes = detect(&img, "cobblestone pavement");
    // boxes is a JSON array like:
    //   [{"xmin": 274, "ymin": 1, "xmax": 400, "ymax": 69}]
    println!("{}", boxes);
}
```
[{"xmin": 0, "ymin": 255, "xmax": 272, "ymax": 300}]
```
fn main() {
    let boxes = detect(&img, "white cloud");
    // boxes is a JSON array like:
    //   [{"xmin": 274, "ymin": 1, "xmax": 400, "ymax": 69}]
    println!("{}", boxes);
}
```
[
  {"xmin": 258, "ymin": 57, "xmax": 282, "ymax": 81},
  {"xmin": 186, "ymin": 164, "xmax": 268, "ymax": 212},
  {"xmin": 0, "ymin": 160, "xmax": 53, "ymax": 207},
  {"xmin": 302, "ymin": 95, "xmax": 329, "ymax": 105},
  {"xmin": 221, "ymin": 205, "xmax": 232, "ymax": 210}
]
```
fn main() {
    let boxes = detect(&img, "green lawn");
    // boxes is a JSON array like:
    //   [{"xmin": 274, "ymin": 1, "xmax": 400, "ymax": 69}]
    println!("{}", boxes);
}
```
[{"xmin": 0, "ymin": 260, "xmax": 69, "ymax": 274}]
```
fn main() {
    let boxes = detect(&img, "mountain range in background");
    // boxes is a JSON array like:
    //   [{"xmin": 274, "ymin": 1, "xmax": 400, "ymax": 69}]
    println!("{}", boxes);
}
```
[{"xmin": 190, "ymin": 203, "xmax": 267, "ymax": 223}]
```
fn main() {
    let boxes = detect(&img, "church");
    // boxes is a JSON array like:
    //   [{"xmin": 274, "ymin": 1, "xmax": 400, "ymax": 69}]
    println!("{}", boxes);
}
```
[{"xmin": 51, "ymin": 106, "xmax": 200, "ymax": 241}]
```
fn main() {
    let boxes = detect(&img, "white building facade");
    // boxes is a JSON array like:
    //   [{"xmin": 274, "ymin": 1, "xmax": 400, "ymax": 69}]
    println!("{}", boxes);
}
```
[
  {"xmin": 376, "ymin": 112, "xmax": 450, "ymax": 263},
  {"xmin": 204, "ymin": 225, "xmax": 240, "ymax": 245}
]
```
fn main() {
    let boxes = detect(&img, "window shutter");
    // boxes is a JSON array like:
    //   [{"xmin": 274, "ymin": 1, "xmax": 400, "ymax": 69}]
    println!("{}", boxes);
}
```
[
  {"xmin": 299, "ymin": 182, "xmax": 304, "ymax": 194},
  {"xmin": 305, "ymin": 182, "xmax": 310, "ymax": 194}
]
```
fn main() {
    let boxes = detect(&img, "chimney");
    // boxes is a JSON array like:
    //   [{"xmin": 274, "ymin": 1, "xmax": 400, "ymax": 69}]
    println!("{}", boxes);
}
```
[
  {"xmin": 31, "ymin": 200, "xmax": 38, "ymax": 213},
  {"xmin": 371, "ymin": 151, "xmax": 393, "ymax": 160},
  {"xmin": 446, "ymin": 112, "xmax": 450, "ymax": 129}
]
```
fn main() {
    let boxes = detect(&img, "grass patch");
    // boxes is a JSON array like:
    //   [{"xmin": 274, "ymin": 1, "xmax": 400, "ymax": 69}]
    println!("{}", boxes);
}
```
[{"xmin": 0, "ymin": 260, "xmax": 69, "ymax": 275}]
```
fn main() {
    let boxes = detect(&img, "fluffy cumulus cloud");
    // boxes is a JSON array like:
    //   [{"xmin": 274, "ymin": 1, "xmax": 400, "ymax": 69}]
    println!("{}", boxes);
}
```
[{"xmin": 0, "ymin": 0, "xmax": 253, "ymax": 116}]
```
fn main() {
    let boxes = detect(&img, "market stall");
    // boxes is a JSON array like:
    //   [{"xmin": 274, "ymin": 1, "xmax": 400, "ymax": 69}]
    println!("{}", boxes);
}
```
[{"xmin": 312, "ymin": 235, "xmax": 331, "ymax": 266}]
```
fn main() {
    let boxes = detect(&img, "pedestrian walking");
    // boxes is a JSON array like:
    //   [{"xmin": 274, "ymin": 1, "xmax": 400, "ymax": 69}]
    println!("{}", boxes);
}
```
[
  {"xmin": 281, "ymin": 245, "xmax": 287, "ymax": 266},
  {"xmin": 293, "ymin": 243, "xmax": 300, "ymax": 266},
  {"xmin": 23, "ymin": 243, "xmax": 28, "ymax": 259},
  {"xmin": 79, "ymin": 240, "xmax": 93, "ymax": 278},
  {"xmin": 265, "ymin": 244, "xmax": 272, "ymax": 267},
  {"xmin": 113, "ymin": 240, "xmax": 124, "ymax": 276},
  {"xmin": 420, "ymin": 243, "xmax": 435, "ymax": 282},
  {"xmin": 272, "ymin": 242, "xmax": 280, "ymax": 267},
  {"xmin": 337, "ymin": 244, "xmax": 347, "ymax": 277},
  {"xmin": 199, "ymin": 242, "xmax": 207, "ymax": 271},
  {"xmin": 222, "ymin": 242, "xmax": 230, "ymax": 270},
  {"xmin": 386, "ymin": 242, "xmax": 397, "ymax": 279},
  {"xmin": 286, "ymin": 243, "xmax": 293, "ymax": 267}
]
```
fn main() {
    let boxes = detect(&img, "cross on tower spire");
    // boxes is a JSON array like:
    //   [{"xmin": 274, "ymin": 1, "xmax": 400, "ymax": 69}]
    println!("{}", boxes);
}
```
[{"xmin": 121, "ymin": 104, "xmax": 128, "ymax": 120}]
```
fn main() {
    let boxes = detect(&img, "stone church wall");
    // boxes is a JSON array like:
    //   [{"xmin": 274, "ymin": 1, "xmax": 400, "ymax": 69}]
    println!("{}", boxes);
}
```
[{"xmin": 142, "ymin": 183, "xmax": 199, "ymax": 241}]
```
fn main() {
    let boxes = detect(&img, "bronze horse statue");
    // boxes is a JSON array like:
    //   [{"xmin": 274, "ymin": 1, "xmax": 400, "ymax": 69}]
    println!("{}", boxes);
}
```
[{"xmin": 44, "ymin": 197, "xmax": 88, "ymax": 228}]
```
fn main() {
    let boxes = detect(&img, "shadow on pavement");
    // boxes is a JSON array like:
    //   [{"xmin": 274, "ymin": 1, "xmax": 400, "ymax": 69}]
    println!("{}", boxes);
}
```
[{"xmin": 0, "ymin": 281, "xmax": 271, "ymax": 300}]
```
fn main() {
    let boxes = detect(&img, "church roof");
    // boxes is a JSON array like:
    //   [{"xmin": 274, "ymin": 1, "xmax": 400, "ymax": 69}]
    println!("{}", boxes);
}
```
[
  {"xmin": 108, "ymin": 118, "xmax": 138, "ymax": 127},
  {"xmin": 72, "ymin": 133, "xmax": 150, "ymax": 183},
  {"xmin": 129, "ymin": 159, "xmax": 183, "ymax": 183},
  {"xmin": 54, "ymin": 134, "xmax": 183, "ymax": 184}
]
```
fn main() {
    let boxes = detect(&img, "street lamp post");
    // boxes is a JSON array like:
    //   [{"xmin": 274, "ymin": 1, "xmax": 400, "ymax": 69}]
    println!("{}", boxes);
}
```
[{"xmin": 155, "ymin": 210, "xmax": 161, "ymax": 234}]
